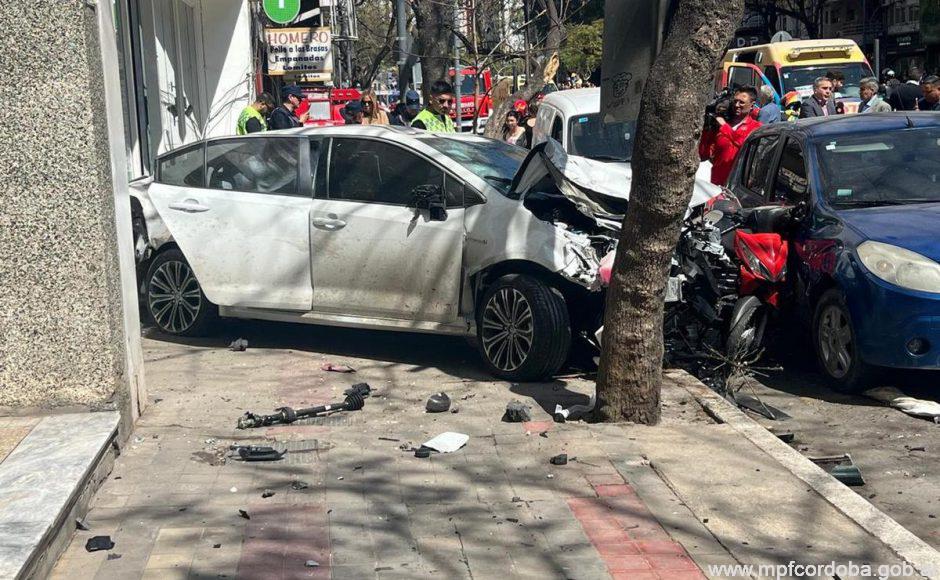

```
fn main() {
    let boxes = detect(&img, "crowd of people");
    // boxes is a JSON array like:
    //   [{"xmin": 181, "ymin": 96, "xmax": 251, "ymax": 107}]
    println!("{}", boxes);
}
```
[{"xmin": 698, "ymin": 67, "xmax": 940, "ymax": 186}]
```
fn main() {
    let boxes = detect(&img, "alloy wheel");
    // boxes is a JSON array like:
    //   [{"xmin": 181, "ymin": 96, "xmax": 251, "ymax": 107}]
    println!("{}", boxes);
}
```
[
  {"xmin": 818, "ymin": 304, "xmax": 852, "ymax": 379},
  {"xmin": 481, "ymin": 288, "xmax": 534, "ymax": 372},
  {"xmin": 148, "ymin": 260, "xmax": 202, "ymax": 334}
]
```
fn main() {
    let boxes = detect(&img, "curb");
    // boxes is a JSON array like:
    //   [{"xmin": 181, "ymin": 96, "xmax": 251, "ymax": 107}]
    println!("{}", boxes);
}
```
[{"xmin": 668, "ymin": 369, "xmax": 940, "ymax": 580}]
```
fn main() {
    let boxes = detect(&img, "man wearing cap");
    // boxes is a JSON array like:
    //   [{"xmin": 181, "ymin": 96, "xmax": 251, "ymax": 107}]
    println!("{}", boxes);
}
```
[
  {"xmin": 411, "ymin": 80, "xmax": 456, "ymax": 132},
  {"xmin": 236, "ymin": 93, "xmax": 275, "ymax": 135},
  {"xmin": 268, "ymin": 85, "xmax": 308, "ymax": 131},
  {"xmin": 342, "ymin": 100, "xmax": 365, "ymax": 124},
  {"xmin": 391, "ymin": 90, "xmax": 422, "ymax": 126}
]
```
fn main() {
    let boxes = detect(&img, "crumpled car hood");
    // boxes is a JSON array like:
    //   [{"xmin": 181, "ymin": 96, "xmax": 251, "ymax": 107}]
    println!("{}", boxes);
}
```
[{"xmin": 510, "ymin": 139, "xmax": 721, "ymax": 222}]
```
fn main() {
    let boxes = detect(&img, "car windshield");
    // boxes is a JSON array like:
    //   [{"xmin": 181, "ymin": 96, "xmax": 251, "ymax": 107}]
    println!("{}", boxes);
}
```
[
  {"xmin": 780, "ymin": 63, "xmax": 873, "ymax": 98},
  {"xmin": 423, "ymin": 135, "xmax": 527, "ymax": 195},
  {"xmin": 568, "ymin": 114, "xmax": 635, "ymax": 161},
  {"xmin": 816, "ymin": 128, "xmax": 940, "ymax": 207}
]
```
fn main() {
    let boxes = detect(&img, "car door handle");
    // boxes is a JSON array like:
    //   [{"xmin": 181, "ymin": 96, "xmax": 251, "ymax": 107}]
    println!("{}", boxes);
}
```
[
  {"xmin": 168, "ymin": 200, "xmax": 210, "ymax": 213},
  {"xmin": 311, "ymin": 217, "xmax": 347, "ymax": 230}
]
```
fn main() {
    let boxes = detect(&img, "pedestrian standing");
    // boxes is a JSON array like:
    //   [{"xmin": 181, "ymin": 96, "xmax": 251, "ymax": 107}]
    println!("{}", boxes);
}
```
[
  {"xmin": 698, "ymin": 86, "xmax": 762, "ymax": 186},
  {"xmin": 919, "ymin": 75, "xmax": 940, "ymax": 111},
  {"xmin": 826, "ymin": 70, "xmax": 846, "ymax": 97},
  {"xmin": 800, "ymin": 77, "xmax": 838, "ymax": 118},
  {"xmin": 268, "ymin": 86, "xmax": 308, "ymax": 130},
  {"xmin": 858, "ymin": 77, "xmax": 892, "ymax": 113},
  {"xmin": 888, "ymin": 68, "xmax": 923, "ymax": 111},
  {"xmin": 235, "ymin": 93, "xmax": 275, "ymax": 135},
  {"xmin": 502, "ymin": 111, "xmax": 527, "ymax": 147},
  {"xmin": 411, "ymin": 80, "xmax": 456, "ymax": 132},
  {"xmin": 342, "ymin": 100, "xmax": 364, "ymax": 124},
  {"xmin": 390, "ymin": 90, "xmax": 422, "ymax": 126},
  {"xmin": 360, "ymin": 90, "xmax": 389, "ymax": 125},
  {"xmin": 757, "ymin": 86, "xmax": 781, "ymax": 124}
]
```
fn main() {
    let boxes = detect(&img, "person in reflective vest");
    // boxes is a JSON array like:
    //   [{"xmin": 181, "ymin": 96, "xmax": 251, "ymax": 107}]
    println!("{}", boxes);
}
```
[
  {"xmin": 411, "ymin": 80, "xmax": 456, "ymax": 132},
  {"xmin": 236, "ymin": 93, "xmax": 275, "ymax": 135}
]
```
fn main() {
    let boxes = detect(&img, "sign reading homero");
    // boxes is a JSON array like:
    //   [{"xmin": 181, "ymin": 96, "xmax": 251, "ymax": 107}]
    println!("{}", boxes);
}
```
[{"xmin": 266, "ymin": 27, "xmax": 333, "ymax": 76}]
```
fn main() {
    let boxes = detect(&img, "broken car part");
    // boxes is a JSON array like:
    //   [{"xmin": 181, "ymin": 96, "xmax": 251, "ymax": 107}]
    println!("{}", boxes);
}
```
[
  {"xmin": 85, "ymin": 536, "xmax": 115, "ymax": 552},
  {"xmin": 422, "ymin": 432, "xmax": 469, "ymax": 454},
  {"xmin": 229, "ymin": 445, "xmax": 286, "ymax": 462},
  {"xmin": 554, "ymin": 393, "xmax": 596, "ymax": 423},
  {"xmin": 809, "ymin": 454, "xmax": 865, "ymax": 486},
  {"xmin": 425, "ymin": 392, "xmax": 452, "ymax": 413},
  {"xmin": 228, "ymin": 338, "xmax": 248, "ymax": 352},
  {"xmin": 732, "ymin": 393, "xmax": 791, "ymax": 421},
  {"xmin": 321, "ymin": 362, "xmax": 355, "ymax": 373},
  {"xmin": 237, "ymin": 383, "xmax": 371, "ymax": 429},
  {"xmin": 550, "ymin": 453, "xmax": 568, "ymax": 465},
  {"xmin": 503, "ymin": 400, "xmax": 532, "ymax": 423},
  {"xmin": 864, "ymin": 387, "xmax": 940, "ymax": 423}
]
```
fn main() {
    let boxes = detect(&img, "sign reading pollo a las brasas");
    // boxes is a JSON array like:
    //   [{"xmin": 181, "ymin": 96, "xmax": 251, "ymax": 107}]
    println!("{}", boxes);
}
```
[{"xmin": 266, "ymin": 27, "xmax": 333, "ymax": 76}]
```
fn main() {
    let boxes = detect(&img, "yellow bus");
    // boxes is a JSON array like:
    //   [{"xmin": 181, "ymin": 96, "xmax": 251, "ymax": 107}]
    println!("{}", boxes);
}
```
[{"xmin": 716, "ymin": 39, "xmax": 874, "ymax": 105}]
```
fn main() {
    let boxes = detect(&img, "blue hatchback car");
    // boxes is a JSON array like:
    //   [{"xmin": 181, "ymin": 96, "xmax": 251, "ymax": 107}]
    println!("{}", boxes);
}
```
[{"xmin": 727, "ymin": 113, "xmax": 940, "ymax": 390}]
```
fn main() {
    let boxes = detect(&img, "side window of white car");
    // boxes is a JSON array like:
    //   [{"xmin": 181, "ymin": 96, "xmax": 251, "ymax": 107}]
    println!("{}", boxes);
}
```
[
  {"xmin": 205, "ymin": 138, "xmax": 300, "ymax": 195},
  {"xmin": 328, "ymin": 138, "xmax": 443, "ymax": 206},
  {"xmin": 158, "ymin": 144, "xmax": 205, "ymax": 187},
  {"xmin": 550, "ymin": 115, "xmax": 564, "ymax": 142}
]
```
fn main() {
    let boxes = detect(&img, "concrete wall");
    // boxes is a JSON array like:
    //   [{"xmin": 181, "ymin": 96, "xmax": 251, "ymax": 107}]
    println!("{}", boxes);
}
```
[
  {"xmin": 0, "ymin": 1, "xmax": 139, "ymax": 410},
  {"xmin": 199, "ymin": 0, "xmax": 254, "ymax": 138}
]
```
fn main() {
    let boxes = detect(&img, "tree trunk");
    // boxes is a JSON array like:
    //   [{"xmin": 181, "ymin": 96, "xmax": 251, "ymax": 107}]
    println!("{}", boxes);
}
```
[
  {"xmin": 411, "ymin": 0, "xmax": 454, "ymax": 103},
  {"xmin": 594, "ymin": 0, "xmax": 744, "ymax": 425}
]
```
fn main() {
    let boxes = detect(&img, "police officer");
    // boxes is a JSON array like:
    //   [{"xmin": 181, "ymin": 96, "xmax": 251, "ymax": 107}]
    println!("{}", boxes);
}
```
[
  {"xmin": 411, "ymin": 80, "xmax": 456, "ymax": 132},
  {"xmin": 235, "ymin": 93, "xmax": 275, "ymax": 135},
  {"xmin": 268, "ymin": 85, "xmax": 308, "ymax": 130}
]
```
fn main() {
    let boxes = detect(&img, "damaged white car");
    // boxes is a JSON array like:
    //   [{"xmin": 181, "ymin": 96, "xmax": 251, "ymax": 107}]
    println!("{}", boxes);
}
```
[{"xmin": 131, "ymin": 126, "xmax": 718, "ymax": 381}]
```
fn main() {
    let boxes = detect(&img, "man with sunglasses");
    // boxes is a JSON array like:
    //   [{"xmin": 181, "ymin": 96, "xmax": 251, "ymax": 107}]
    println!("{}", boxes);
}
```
[{"xmin": 411, "ymin": 80, "xmax": 456, "ymax": 132}]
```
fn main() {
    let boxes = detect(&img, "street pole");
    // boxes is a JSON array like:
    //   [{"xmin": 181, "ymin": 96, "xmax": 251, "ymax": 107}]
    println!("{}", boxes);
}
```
[
  {"xmin": 453, "ymin": 0, "xmax": 462, "ymax": 132},
  {"xmin": 397, "ymin": 0, "xmax": 407, "ymax": 92},
  {"xmin": 523, "ymin": 0, "xmax": 530, "ymax": 85},
  {"xmin": 875, "ymin": 37, "xmax": 881, "ymax": 79}
]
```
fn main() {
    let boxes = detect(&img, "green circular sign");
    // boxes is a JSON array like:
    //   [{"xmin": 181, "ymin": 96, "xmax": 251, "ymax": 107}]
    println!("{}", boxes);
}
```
[{"xmin": 263, "ymin": 0, "xmax": 300, "ymax": 24}]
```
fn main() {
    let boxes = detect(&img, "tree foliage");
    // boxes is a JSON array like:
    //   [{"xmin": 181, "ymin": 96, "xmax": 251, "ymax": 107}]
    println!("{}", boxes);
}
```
[
  {"xmin": 560, "ymin": 19, "xmax": 603, "ymax": 78},
  {"xmin": 745, "ymin": 0, "xmax": 825, "ymax": 39}
]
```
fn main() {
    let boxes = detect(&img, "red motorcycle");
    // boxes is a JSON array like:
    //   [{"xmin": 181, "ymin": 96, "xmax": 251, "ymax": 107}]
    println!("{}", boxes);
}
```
[{"xmin": 725, "ymin": 206, "xmax": 795, "ymax": 358}]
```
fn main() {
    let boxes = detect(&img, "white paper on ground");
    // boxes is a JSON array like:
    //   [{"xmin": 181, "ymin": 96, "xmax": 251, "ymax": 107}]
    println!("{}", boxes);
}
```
[
  {"xmin": 865, "ymin": 387, "xmax": 940, "ymax": 421},
  {"xmin": 422, "ymin": 432, "xmax": 469, "ymax": 453}
]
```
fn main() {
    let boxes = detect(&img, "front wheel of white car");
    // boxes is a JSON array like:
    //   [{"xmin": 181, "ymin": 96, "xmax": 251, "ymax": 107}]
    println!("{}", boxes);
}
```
[
  {"xmin": 145, "ymin": 249, "xmax": 216, "ymax": 336},
  {"xmin": 477, "ymin": 274, "xmax": 571, "ymax": 381}
]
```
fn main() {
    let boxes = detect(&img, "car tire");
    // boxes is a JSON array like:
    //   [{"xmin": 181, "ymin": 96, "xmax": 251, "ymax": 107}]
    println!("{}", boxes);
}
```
[
  {"xmin": 726, "ymin": 296, "xmax": 767, "ymax": 360},
  {"xmin": 477, "ymin": 274, "xmax": 571, "ymax": 381},
  {"xmin": 145, "ymin": 249, "xmax": 216, "ymax": 336},
  {"xmin": 812, "ymin": 288, "xmax": 874, "ymax": 392}
]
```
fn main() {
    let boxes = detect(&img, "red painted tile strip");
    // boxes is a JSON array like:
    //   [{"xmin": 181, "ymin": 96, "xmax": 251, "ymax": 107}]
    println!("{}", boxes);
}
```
[
  {"xmin": 237, "ymin": 503, "xmax": 331, "ymax": 579},
  {"xmin": 566, "ymin": 482, "xmax": 706, "ymax": 580}
]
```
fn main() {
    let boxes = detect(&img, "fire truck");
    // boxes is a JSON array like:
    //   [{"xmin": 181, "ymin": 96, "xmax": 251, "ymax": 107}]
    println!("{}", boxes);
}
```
[
  {"xmin": 296, "ymin": 87, "xmax": 362, "ymax": 126},
  {"xmin": 447, "ymin": 67, "xmax": 493, "ymax": 132}
]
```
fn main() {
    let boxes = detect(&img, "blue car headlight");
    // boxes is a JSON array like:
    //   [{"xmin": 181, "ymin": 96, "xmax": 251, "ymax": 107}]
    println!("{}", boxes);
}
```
[{"xmin": 857, "ymin": 241, "xmax": 940, "ymax": 294}]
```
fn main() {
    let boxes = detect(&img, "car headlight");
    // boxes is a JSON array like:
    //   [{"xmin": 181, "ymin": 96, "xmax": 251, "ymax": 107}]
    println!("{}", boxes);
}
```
[{"xmin": 857, "ymin": 241, "xmax": 940, "ymax": 294}]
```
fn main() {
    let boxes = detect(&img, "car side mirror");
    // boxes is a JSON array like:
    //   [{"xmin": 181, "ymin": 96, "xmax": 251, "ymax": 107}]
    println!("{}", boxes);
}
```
[{"xmin": 410, "ymin": 185, "xmax": 447, "ymax": 221}]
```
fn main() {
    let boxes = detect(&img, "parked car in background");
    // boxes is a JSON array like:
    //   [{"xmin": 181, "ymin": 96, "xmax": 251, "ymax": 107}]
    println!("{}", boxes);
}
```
[
  {"xmin": 530, "ymin": 88, "xmax": 719, "ymax": 202},
  {"xmin": 726, "ymin": 113, "xmax": 940, "ymax": 390}
]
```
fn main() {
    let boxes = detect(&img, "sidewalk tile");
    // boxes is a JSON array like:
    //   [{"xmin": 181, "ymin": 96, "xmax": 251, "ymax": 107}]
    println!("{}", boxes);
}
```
[
  {"xmin": 636, "ymin": 540, "xmax": 687, "ymax": 555},
  {"xmin": 607, "ymin": 555, "xmax": 653, "ymax": 571},
  {"xmin": 646, "ymin": 553, "xmax": 699, "ymax": 571}
]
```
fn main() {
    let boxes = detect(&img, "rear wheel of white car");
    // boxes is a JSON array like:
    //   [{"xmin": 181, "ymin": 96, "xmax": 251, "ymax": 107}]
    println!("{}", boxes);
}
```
[
  {"xmin": 145, "ymin": 249, "xmax": 215, "ymax": 336},
  {"xmin": 478, "ymin": 274, "xmax": 571, "ymax": 381}
]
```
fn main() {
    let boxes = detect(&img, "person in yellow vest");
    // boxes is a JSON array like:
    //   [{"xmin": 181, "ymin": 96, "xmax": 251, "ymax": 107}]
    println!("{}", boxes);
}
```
[
  {"xmin": 410, "ymin": 80, "xmax": 456, "ymax": 132},
  {"xmin": 236, "ymin": 93, "xmax": 275, "ymax": 135}
]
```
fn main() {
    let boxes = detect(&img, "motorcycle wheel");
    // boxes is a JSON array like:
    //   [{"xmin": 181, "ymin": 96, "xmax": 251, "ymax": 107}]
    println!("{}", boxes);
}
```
[{"xmin": 726, "ymin": 296, "xmax": 767, "ymax": 360}]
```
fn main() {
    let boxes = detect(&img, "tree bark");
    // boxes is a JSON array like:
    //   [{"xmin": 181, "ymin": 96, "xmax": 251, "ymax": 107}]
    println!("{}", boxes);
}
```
[
  {"xmin": 410, "ymin": 0, "xmax": 454, "ymax": 103},
  {"xmin": 595, "ymin": 0, "xmax": 744, "ymax": 425}
]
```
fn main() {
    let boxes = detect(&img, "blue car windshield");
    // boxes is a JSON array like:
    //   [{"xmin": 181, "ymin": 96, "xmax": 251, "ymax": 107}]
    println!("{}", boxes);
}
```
[
  {"xmin": 816, "ymin": 128, "xmax": 940, "ymax": 207},
  {"xmin": 423, "ymin": 135, "xmax": 527, "ymax": 196}
]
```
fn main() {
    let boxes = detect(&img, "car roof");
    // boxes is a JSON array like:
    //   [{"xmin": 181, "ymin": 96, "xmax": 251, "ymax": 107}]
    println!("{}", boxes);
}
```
[
  {"xmin": 748, "ymin": 112, "xmax": 940, "ymax": 141},
  {"xmin": 541, "ymin": 88, "xmax": 599, "ymax": 117}
]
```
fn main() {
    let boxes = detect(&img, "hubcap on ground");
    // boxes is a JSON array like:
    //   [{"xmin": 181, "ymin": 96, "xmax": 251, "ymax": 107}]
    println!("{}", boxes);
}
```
[
  {"xmin": 149, "ymin": 260, "xmax": 202, "ymax": 333},
  {"xmin": 481, "ymin": 288, "xmax": 534, "ymax": 372},
  {"xmin": 818, "ymin": 305, "xmax": 852, "ymax": 379}
]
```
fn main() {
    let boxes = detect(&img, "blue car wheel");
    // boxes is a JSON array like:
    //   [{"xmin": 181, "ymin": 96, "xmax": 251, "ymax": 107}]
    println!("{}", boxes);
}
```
[{"xmin": 812, "ymin": 289, "xmax": 875, "ymax": 392}]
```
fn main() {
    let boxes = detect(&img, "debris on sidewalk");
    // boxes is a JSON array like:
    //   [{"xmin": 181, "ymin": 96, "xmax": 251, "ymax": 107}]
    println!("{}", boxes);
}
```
[
  {"xmin": 291, "ymin": 480, "xmax": 310, "ymax": 490},
  {"xmin": 229, "ymin": 444, "xmax": 286, "ymax": 461},
  {"xmin": 733, "ymin": 393, "xmax": 791, "ymax": 421},
  {"xmin": 237, "ymin": 383, "xmax": 371, "ymax": 428},
  {"xmin": 554, "ymin": 393, "xmax": 595, "ymax": 423},
  {"xmin": 106, "ymin": 553, "xmax": 122, "ymax": 561},
  {"xmin": 414, "ymin": 447, "xmax": 432, "ymax": 458},
  {"xmin": 460, "ymin": 393, "xmax": 476, "ymax": 401},
  {"xmin": 238, "ymin": 509, "xmax": 251, "ymax": 520},
  {"xmin": 305, "ymin": 560, "xmax": 320, "ymax": 568},
  {"xmin": 550, "ymin": 453, "xmax": 568, "ymax": 465},
  {"xmin": 421, "ymin": 432, "xmax": 469, "ymax": 453},
  {"xmin": 320, "ymin": 362, "xmax": 355, "ymax": 373},
  {"xmin": 85, "ymin": 536, "xmax": 114, "ymax": 552},
  {"xmin": 503, "ymin": 400, "xmax": 532, "ymax": 422},
  {"xmin": 228, "ymin": 338, "xmax": 248, "ymax": 352},
  {"xmin": 378, "ymin": 436, "xmax": 400, "ymax": 442},
  {"xmin": 262, "ymin": 489, "xmax": 275, "ymax": 498},
  {"xmin": 770, "ymin": 428, "xmax": 795, "ymax": 443},
  {"xmin": 426, "ymin": 392, "xmax": 451, "ymax": 413},
  {"xmin": 809, "ymin": 453, "xmax": 865, "ymax": 486},
  {"xmin": 75, "ymin": 518, "xmax": 90, "ymax": 531},
  {"xmin": 865, "ymin": 387, "xmax": 940, "ymax": 423}
]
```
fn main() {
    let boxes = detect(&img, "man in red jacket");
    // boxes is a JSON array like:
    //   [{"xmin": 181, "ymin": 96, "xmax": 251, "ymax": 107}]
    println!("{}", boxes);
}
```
[{"xmin": 699, "ymin": 86, "xmax": 762, "ymax": 186}]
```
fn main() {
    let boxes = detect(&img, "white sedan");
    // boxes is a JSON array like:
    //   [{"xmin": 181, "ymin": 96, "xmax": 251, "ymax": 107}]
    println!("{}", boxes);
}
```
[{"xmin": 131, "ymin": 126, "xmax": 613, "ymax": 380}]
